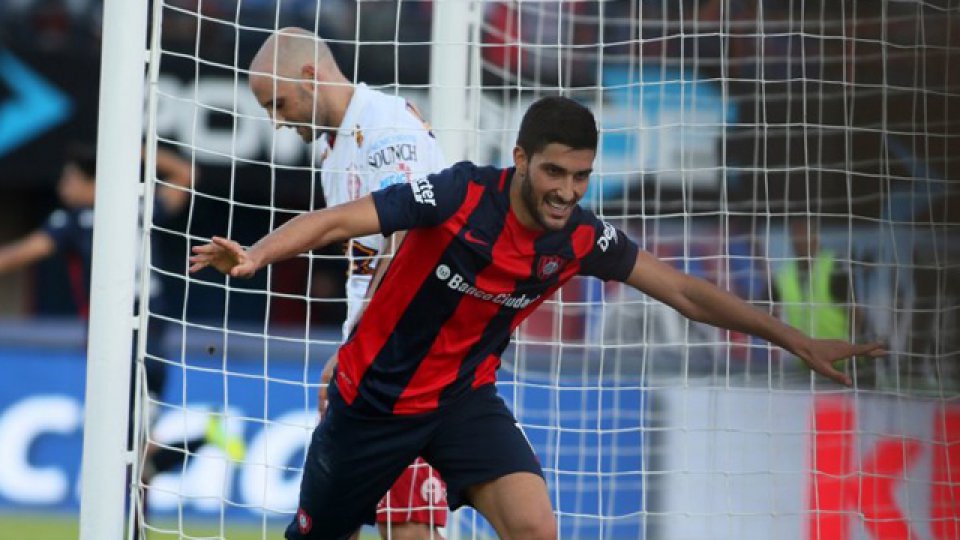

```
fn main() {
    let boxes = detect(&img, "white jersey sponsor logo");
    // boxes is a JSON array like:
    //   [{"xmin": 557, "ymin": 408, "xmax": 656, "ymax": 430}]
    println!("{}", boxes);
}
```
[
  {"xmin": 367, "ymin": 142, "xmax": 418, "ymax": 169},
  {"xmin": 412, "ymin": 177, "xmax": 436, "ymax": 206},
  {"xmin": 597, "ymin": 221, "xmax": 618, "ymax": 252},
  {"xmin": 434, "ymin": 264, "xmax": 537, "ymax": 309}
]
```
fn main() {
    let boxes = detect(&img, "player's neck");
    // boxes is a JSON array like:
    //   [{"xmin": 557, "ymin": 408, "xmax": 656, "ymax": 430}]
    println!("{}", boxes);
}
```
[{"xmin": 325, "ymin": 81, "xmax": 355, "ymax": 131}]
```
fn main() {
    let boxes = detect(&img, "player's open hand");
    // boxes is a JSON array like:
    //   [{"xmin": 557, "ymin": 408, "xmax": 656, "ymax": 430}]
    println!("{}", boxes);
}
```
[
  {"xmin": 318, "ymin": 352, "xmax": 338, "ymax": 419},
  {"xmin": 189, "ymin": 236, "xmax": 258, "ymax": 278},
  {"xmin": 796, "ymin": 339, "xmax": 886, "ymax": 386}
]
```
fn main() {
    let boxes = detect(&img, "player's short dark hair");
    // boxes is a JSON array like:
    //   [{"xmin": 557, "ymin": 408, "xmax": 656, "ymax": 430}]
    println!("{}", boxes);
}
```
[
  {"xmin": 516, "ymin": 96, "xmax": 598, "ymax": 157},
  {"xmin": 65, "ymin": 143, "xmax": 97, "ymax": 180}
]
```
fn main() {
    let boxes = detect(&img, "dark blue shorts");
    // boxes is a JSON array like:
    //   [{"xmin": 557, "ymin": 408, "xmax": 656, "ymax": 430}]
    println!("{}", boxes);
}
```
[{"xmin": 284, "ymin": 384, "xmax": 543, "ymax": 540}]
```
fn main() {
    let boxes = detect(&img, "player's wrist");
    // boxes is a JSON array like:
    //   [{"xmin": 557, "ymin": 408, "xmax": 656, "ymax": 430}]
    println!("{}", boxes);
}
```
[
  {"xmin": 782, "ymin": 330, "xmax": 816, "ymax": 360},
  {"xmin": 243, "ymin": 247, "xmax": 266, "ymax": 273}
]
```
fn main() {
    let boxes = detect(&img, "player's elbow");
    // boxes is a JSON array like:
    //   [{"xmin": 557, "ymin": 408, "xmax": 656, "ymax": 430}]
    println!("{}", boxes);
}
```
[
  {"xmin": 320, "ymin": 216, "xmax": 363, "ymax": 250},
  {"xmin": 315, "ymin": 226, "xmax": 346, "ymax": 250}
]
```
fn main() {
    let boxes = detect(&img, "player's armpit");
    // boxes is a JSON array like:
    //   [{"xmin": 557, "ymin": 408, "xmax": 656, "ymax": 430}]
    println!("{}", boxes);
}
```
[{"xmin": 366, "ymin": 231, "xmax": 404, "ymax": 296}]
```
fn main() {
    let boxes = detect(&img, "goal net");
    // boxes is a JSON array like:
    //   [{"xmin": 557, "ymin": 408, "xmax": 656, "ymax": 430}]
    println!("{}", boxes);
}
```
[{"xmin": 129, "ymin": 0, "xmax": 960, "ymax": 538}]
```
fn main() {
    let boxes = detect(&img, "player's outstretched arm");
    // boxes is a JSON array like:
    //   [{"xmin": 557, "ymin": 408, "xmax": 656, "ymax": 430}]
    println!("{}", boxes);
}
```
[
  {"xmin": 624, "ymin": 250, "xmax": 885, "ymax": 386},
  {"xmin": 0, "ymin": 230, "xmax": 56, "ymax": 274},
  {"xmin": 189, "ymin": 195, "xmax": 381, "ymax": 278}
]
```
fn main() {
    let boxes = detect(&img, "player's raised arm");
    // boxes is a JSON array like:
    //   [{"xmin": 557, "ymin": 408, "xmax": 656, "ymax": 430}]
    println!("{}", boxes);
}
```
[
  {"xmin": 0, "ymin": 230, "xmax": 56, "ymax": 274},
  {"xmin": 623, "ymin": 249, "xmax": 886, "ymax": 386},
  {"xmin": 189, "ymin": 195, "xmax": 381, "ymax": 278}
]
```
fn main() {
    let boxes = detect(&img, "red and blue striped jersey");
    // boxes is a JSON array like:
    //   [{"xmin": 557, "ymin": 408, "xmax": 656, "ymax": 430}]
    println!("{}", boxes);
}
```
[{"xmin": 335, "ymin": 161, "xmax": 639, "ymax": 415}]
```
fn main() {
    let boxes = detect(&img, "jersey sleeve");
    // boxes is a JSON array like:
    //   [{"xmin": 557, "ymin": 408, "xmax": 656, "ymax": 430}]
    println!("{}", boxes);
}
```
[
  {"xmin": 577, "ymin": 213, "xmax": 639, "ymax": 282},
  {"xmin": 151, "ymin": 198, "xmax": 173, "ymax": 227},
  {"xmin": 41, "ymin": 208, "xmax": 76, "ymax": 252},
  {"xmin": 371, "ymin": 161, "xmax": 472, "ymax": 236}
]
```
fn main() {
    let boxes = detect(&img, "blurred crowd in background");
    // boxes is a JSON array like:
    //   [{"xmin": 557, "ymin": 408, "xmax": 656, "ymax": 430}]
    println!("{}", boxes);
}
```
[{"xmin": 0, "ymin": 0, "xmax": 957, "ymax": 388}]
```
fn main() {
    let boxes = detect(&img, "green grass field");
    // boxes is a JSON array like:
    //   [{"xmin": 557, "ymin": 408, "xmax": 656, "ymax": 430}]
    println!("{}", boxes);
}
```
[{"xmin": 0, "ymin": 512, "xmax": 380, "ymax": 540}]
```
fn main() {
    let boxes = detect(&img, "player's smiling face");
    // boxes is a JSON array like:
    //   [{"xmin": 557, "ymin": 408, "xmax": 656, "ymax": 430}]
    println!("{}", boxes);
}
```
[
  {"xmin": 249, "ymin": 73, "xmax": 321, "ymax": 143},
  {"xmin": 513, "ymin": 143, "xmax": 594, "ymax": 232}
]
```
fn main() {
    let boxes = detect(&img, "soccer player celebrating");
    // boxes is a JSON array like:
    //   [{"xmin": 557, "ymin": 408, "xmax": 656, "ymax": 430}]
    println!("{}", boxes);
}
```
[
  {"xmin": 190, "ymin": 96, "xmax": 884, "ymax": 540},
  {"xmin": 247, "ymin": 27, "xmax": 449, "ymax": 539}
]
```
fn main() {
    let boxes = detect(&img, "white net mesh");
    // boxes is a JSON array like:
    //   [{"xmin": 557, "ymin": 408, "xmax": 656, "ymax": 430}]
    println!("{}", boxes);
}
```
[{"xmin": 136, "ymin": 1, "xmax": 959, "ymax": 538}]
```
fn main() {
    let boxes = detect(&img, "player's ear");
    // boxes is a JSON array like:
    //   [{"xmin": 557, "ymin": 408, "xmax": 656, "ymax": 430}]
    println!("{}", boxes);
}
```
[
  {"xmin": 301, "ymin": 63, "xmax": 318, "ymax": 83},
  {"xmin": 512, "ymin": 146, "xmax": 528, "ymax": 174}
]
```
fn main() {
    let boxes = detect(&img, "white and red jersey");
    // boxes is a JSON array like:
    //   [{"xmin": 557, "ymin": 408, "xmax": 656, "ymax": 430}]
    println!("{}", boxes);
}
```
[{"xmin": 315, "ymin": 83, "xmax": 446, "ymax": 338}]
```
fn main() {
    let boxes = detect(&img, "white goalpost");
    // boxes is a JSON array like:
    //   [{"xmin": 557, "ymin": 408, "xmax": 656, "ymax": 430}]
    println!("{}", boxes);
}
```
[
  {"xmin": 79, "ymin": 0, "xmax": 149, "ymax": 539},
  {"xmin": 82, "ymin": 1, "xmax": 959, "ymax": 539}
]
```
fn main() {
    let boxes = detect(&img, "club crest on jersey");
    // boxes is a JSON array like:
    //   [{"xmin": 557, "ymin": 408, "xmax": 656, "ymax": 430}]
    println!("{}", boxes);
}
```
[
  {"xmin": 296, "ymin": 508, "xmax": 312, "ymax": 534},
  {"xmin": 536, "ymin": 254, "xmax": 568, "ymax": 280},
  {"xmin": 421, "ymin": 476, "xmax": 447, "ymax": 505},
  {"xmin": 354, "ymin": 124, "xmax": 364, "ymax": 146}
]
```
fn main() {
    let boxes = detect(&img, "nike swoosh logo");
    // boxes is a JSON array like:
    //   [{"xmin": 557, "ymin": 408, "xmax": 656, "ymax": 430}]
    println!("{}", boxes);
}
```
[{"xmin": 464, "ymin": 230, "xmax": 489, "ymax": 247}]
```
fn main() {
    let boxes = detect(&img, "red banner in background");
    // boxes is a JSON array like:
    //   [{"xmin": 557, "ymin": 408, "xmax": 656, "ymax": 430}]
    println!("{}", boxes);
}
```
[{"xmin": 808, "ymin": 398, "xmax": 960, "ymax": 540}]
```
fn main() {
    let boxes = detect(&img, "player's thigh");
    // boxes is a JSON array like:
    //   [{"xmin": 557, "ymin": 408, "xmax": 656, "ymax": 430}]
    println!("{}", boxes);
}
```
[
  {"xmin": 422, "ymin": 385, "xmax": 544, "ymax": 511},
  {"xmin": 288, "ymin": 407, "xmax": 430, "ymax": 540},
  {"xmin": 467, "ymin": 472, "xmax": 555, "ymax": 540}
]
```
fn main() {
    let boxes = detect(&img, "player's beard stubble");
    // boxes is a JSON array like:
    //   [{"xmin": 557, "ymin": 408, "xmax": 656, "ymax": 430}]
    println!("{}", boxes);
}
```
[{"xmin": 519, "ymin": 171, "xmax": 575, "ymax": 232}]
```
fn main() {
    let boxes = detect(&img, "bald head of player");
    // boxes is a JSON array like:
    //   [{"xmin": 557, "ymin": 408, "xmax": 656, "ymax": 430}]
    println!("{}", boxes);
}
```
[{"xmin": 248, "ymin": 27, "xmax": 352, "ymax": 142}]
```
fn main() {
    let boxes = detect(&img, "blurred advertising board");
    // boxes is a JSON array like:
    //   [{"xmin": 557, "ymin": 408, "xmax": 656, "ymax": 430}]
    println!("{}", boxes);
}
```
[{"xmin": 655, "ymin": 386, "xmax": 959, "ymax": 540}]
